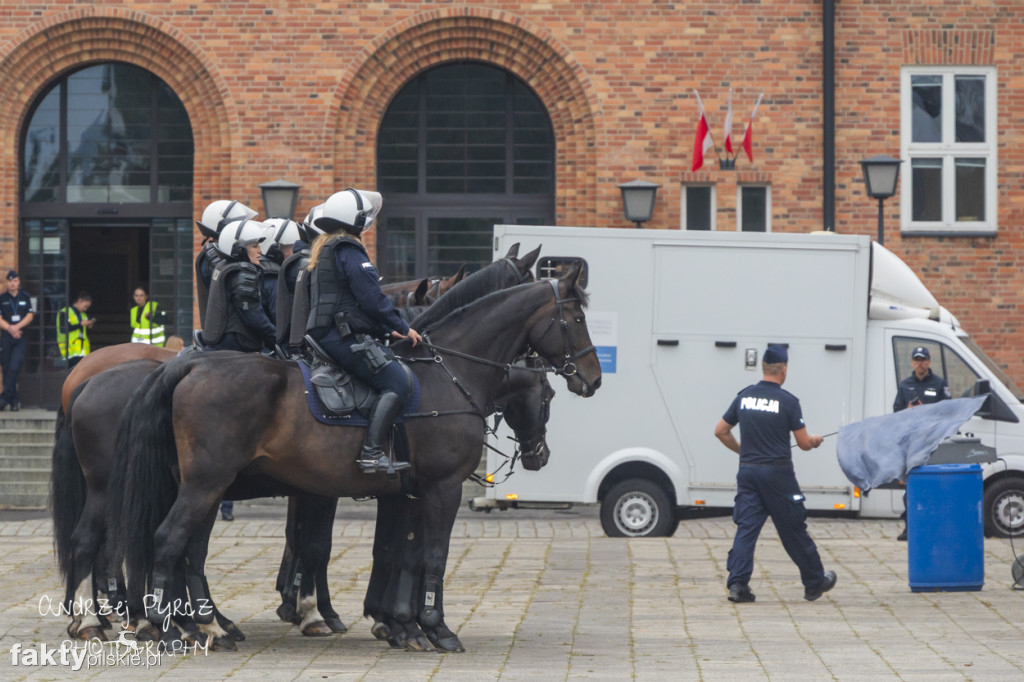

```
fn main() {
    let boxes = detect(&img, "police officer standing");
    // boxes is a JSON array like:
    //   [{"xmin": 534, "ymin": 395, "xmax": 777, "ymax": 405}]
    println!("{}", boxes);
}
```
[
  {"xmin": 714, "ymin": 345, "xmax": 837, "ymax": 603},
  {"xmin": 0, "ymin": 270, "xmax": 35, "ymax": 411}
]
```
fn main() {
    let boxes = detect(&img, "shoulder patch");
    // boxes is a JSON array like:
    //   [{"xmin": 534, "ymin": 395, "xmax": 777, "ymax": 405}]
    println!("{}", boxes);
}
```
[{"xmin": 361, "ymin": 262, "xmax": 373, "ymax": 269}]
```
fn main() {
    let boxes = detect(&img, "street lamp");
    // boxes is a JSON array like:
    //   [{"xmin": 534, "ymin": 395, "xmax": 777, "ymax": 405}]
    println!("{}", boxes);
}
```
[
  {"xmin": 618, "ymin": 179, "xmax": 660, "ymax": 229},
  {"xmin": 859, "ymin": 155, "xmax": 902, "ymax": 246},
  {"xmin": 259, "ymin": 179, "xmax": 301, "ymax": 219}
]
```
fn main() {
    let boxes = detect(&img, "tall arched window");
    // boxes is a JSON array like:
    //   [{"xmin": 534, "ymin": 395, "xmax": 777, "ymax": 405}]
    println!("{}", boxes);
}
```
[
  {"xmin": 17, "ymin": 62, "xmax": 193, "ymax": 407},
  {"xmin": 377, "ymin": 62, "xmax": 555, "ymax": 279}
]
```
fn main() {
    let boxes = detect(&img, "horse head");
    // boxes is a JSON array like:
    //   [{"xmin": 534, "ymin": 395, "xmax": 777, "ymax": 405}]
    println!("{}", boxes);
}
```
[
  {"xmin": 529, "ymin": 260, "xmax": 602, "ymax": 398},
  {"xmin": 499, "ymin": 354, "xmax": 555, "ymax": 471}
]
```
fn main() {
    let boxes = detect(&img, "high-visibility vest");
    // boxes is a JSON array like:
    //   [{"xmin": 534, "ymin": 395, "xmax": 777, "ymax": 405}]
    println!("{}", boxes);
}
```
[
  {"xmin": 57, "ymin": 306, "xmax": 91, "ymax": 359},
  {"xmin": 130, "ymin": 301, "xmax": 166, "ymax": 346}
]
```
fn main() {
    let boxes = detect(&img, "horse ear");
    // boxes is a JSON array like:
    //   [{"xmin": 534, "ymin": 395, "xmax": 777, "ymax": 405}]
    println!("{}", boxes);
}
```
[
  {"xmin": 414, "ymin": 278, "xmax": 430, "ymax": 305},
  {"xmin": 504, "ymin": 242, "xmax": 521, "ymax": 259},
  {"xmin": 516, "ymin": 244, "xmax": 542, "ymax": 274},
  {"xmin": 451, "ymin": 264, "xmax": 467, "ymax": 285},
  {"xmin": 561, "ymin": 258, "xmax": 584, "ymax": 286}
]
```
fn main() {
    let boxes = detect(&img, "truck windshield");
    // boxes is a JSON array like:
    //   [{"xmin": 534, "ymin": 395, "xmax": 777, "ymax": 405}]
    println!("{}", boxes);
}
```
[{"xmin": 962, "ymin": 336, "xmax": 1024, "ymax": 401}]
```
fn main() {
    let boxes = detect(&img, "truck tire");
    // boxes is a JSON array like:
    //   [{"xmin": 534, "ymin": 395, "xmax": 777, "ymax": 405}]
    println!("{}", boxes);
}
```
[
  {"xmin": 600, "ymin": 479, "xmax": 675, "ymax": 538},
  {"xmin": 984, "ymin": 478, "xmax": 1024, "ymax": 538}
]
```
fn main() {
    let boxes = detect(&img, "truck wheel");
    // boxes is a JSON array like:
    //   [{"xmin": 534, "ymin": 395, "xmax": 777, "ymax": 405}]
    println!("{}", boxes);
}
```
[
  {"xmin": 600, "ymin": 479, "xmax": 674, "ymax": 538},
  {"xmin": 984, "ymin": 478, "xmax": 1024, "ymax": 538}
]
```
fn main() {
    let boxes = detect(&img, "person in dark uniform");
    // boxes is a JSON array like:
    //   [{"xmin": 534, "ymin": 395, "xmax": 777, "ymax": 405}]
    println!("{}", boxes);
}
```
[
  {"xmin": 258, "ymin": 218, "xmax": 302, "ymax": 326},
  {"xmin": 202, "ymin": 218, "xmax": 276, "ymax": 354},
  {"xmin": 277, "ymin": 207, "xmax": 324, "ymax": 356},
  {"xmin": 306, "ymin": 188, "xmax": 422, "ymax": 474},
  {"xmin": 714, "ymin": 345, "xmax": 837, "ymax": 603},
  {"xmin": 0, "ymin": 270, "xmax": 35, "ymax": 411},
  {"xmin": 892, "ymin": 345, "xmax": 950, "ymax": 540},
  {"xmin": 194, "ymin": 199, "xmax": 259, "ymax": 328}
]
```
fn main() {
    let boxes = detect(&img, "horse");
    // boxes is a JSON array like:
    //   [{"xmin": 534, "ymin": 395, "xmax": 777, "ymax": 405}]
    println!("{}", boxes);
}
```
[
  {"xmin": 51, "ymin": 246, "xmax": 540, "ymax": 645},
  {"xmin": 111, "ymin": 263, "xmax": 599, "ymax": 651}
]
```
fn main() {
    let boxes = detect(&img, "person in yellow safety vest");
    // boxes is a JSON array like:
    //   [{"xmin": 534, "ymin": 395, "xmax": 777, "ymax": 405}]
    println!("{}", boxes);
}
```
[
  {"xmin": 57, "ymin": 291, "xmax": 94, "ymax": 369},
  {"xmin": 130, "ymin": 286, "xmax": 166, "ymax": 346}
]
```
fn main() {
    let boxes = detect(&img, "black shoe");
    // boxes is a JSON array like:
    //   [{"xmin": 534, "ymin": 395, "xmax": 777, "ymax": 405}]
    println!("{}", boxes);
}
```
[
  {"xmin": 9, "ymin": 401, "xmax": 19, "ymax": 412},
  {"xmin": 221, "ymin": 510, "xmax": 234, "ymax": 521},
  {"xmin": 727, "ymin": 584, "xmax": 756, "ymax": 603},
  {"xmin": 0, "ymin": 400, "xmax": 8, "ymax": 411},
  {"xmin": 896, "ymin": 527, "xmax": 907, "ymax": 542},
  {"xmin": 804, "ymin": 570, "xmax": 837, "ymax": 601}
]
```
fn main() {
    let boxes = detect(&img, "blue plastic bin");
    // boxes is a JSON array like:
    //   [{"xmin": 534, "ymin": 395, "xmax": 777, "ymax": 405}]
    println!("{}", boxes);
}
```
[{"xmin": 907, "ymin": 463, "xmax": 984, "ymax": 592}]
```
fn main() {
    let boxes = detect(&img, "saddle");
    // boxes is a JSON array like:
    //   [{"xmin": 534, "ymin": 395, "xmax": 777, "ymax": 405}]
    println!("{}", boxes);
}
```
[{"xmin": 303, "ymin": 335, "xmax": 378, "ymax": 420}]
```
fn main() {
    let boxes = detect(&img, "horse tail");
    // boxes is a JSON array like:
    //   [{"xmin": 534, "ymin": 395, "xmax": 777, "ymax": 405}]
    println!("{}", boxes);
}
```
[
  {"xmin": 108, "ymin": 356, "xmax": 195, "ymax": 595},
  {"xmin": 49, "ymin": 387, "xmax": 86, "ymax": 583}
]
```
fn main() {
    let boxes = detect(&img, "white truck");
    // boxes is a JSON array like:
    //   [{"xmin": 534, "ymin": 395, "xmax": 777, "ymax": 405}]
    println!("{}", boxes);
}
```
[{"xmin": 473, "ymin": 225, "xmax": 1024, "ymax": 538}]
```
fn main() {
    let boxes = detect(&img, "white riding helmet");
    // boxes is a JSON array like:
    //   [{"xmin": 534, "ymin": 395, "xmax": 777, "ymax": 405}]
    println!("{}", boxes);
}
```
[
  {"xmin": 301, "ymin": 203, "xmax": 326, "ymax": 242},
  {"xmin": 196, "ymin": 200, "xmax": 258, "ymax": 240},
  {"xmin": 314, "ymin": 189, "xmax": 383, "ymax": 236},
  {"xmin": 215, "ymin": 218, "xmax": 267, "ymax": 260},
  {"xmin": 261, "ymin": 218, "xmax": 303, "ymax": 256}
]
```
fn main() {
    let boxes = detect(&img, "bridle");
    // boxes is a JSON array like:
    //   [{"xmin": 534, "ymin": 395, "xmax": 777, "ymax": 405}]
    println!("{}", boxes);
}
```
[{"xmin": 535, "ymin": 279, "xmax": 595, "ymax": 377}]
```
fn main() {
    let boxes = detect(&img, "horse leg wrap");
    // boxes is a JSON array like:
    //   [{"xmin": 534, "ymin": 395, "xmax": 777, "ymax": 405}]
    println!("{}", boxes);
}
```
[
  {"xmin": 393, "ymin": 570, "xmax": 415, "ymax": 622},
  {"xmin": 146, "ymin": 572, "xmax": 171, "ymax": 624},
  {"xmin": 420, "ymin": 575, "xmax": 442, "ymax": 628},
  {"xmin": 185, "ymin": 572, "xmax": 214, "ymax": 625}
]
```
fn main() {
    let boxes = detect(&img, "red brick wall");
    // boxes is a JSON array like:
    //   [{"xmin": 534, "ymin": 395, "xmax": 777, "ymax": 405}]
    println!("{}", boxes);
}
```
[{"xmin": 0, "ymin": 2, "xmax": 1022, "ymax": 381}]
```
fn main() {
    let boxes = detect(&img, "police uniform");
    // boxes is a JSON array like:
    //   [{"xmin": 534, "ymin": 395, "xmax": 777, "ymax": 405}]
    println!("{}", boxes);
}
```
[
  {"xmin": 0, "ymin": 278, "xmax": 34, "ymax": 409},
  {"xmin": 276, "ymin": 239, "xmax": 310, "ymax": 352},
  {"xmin": 260, "ymin": 256, "xmax": 280, "ymax": 326},
  {"xmin": 307, "ymin": 235, "xmax": 412, "ymax": 399},
  {"xmin": 194, "ymin": 242, "xmax": 227, "ymax": 328},
  {"xmin": 893, "ymin": 369, "xmax": 949, "ymax": 412},
  {"xmin": 202, "ymin": 259, "xmax": 276, "ymax": 353},
  {"xmin": 720, "ymin": 348, "xmax": 832, "ymax": 599}
]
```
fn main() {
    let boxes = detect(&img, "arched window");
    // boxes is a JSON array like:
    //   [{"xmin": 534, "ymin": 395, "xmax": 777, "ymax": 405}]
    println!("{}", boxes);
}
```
[
  {"xmin": 377, "ymin": 62, "xmax": 554, "ymax": 279},
  {"xmin": 16, "ymin": 62, "xmax": 194, "ymax": 407}
]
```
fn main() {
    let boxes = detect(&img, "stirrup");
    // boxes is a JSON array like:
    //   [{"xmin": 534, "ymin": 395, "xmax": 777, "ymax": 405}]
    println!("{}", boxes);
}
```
[{"xmin": 356, "ymin": 453, "xmax": 411, "ymax": 476}]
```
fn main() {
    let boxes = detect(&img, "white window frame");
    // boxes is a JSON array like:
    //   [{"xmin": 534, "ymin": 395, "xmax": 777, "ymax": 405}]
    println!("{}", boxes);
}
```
[
  {"xmin": 680, "ymin": 184, "xmax": 716, "ymax": 230},
  {"xmin": 900, "ymin": 66, "xmax": 997, "ymax": 235},
  {"xmin": 736, "ymin": 184, "xmax": 771, "ymax": 232}
]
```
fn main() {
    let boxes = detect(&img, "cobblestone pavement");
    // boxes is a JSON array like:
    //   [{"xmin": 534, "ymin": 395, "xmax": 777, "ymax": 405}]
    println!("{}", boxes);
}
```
[{"xmin": 1, "ymin": 502, "xmax": 1022, "ymax": 680}]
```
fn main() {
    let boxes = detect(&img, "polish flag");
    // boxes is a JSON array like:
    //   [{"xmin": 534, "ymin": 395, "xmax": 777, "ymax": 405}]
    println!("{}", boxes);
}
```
[
  {"xmin": 692, "ymin": 91, "xmax": 714, "ymax": 172},
  {"xmin": 741, "ymin": 93, "xmax": 764, "ymax": 163},
  {"xmin": 724, "ymin": 88, "xmax": 734, "ymax": 155}
]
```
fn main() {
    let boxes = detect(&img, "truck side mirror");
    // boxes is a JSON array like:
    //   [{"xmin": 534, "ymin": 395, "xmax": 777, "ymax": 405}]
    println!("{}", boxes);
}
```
[
  {"xmin": 973, "ymin": 379, "xmax": 993, "ymax": 417},
  {"xmin": 972, "ymin": 378, "xmax": 1020, "ymax": 423}
]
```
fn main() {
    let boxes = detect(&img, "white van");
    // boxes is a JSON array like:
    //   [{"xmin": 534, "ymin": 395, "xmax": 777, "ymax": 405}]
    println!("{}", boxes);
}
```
[{"xmin": 474, "ymin": 226, "xmax": 1024, "ymax": 538}]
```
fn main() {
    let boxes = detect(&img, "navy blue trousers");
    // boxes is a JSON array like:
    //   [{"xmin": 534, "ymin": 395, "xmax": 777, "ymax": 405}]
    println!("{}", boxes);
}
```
[
  {"xmin": 318, "ymin": 329, "xmax": 414, "ymax": 401},
  {"xmin": 0, "ymin": 336, "xmax": 26, "ymax": 405},
  {"xmin": 726, "ymin": 463, "xmax": 825, "ymax": 590}
]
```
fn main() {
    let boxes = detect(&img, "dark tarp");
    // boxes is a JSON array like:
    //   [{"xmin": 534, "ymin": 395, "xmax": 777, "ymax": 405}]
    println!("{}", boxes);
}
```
[{"xmin": 836, "ymin": 396, "xmax": 986, "ymax": 493}]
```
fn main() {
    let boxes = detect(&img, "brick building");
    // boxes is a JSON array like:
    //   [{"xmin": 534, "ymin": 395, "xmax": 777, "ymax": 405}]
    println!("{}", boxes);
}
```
[{"xmin": 0, "ymin": 1, "xmax": 1022, "ymax": 405}]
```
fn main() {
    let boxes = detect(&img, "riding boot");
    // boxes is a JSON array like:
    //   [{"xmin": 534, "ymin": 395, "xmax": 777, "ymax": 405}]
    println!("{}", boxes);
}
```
[{"xmin": 357, "ymin": 392, "xmax": 411, "ymax": 474}]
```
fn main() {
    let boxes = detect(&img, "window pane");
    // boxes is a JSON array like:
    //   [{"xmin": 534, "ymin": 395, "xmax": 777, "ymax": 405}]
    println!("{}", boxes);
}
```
[
  {"xmin": 381, "ymin": 217, "xmax": 416, "ymax": 281},
  {"xmin": 911, "ymin": 158, "xmax": 942, "ymax": 221},
  {"xmin": 685, "ymin": 186, "xmax": 712, "ymax": 230},
  {"xmin": 740, "ymin": 186, "xmax": 767, "ymax": 232},
  {"xmin": 911, "ymin": 75, "xmax": 942, "ymax": 143},
  {"xmin": 955, "ymin": 158, "xmax": 985, "ymax": 222},
  {"xmin": 427, "ymin": 217, "xmax": 496, "ymax": 274},
  {"xmin": 22, "ymin": 86, "xmax": 61, "ymax": 203},
  {"xmin": 955, "ymin": 75, "xmax": 985, "ymax": 143}
]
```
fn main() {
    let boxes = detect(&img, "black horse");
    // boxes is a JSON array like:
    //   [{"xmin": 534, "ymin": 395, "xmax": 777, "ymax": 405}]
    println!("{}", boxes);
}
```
[{"xmin": 112, "ymin": 264, "xmax": 600, "ymax": 651}]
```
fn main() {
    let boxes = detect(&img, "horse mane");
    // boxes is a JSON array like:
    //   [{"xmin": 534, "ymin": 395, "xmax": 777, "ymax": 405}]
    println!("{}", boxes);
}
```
[{"xmin": 410, "ymin": 259, "xmax": 524, "ymax": 330}]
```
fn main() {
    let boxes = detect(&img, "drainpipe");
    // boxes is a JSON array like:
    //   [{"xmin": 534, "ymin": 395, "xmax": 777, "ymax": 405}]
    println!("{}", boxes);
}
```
[{"xmin": 823, "ymin": 0, "xmax": 836, "ymax": 231}]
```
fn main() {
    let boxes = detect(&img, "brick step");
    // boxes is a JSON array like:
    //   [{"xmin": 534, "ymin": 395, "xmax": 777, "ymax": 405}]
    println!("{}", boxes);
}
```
[
  {"xmin": 0, "ymin": 450, "xmax": 54, "ymax": 468},
  {"xmin": 0, "ymin": 489, "xmax": 49, "ymax": 508},
  {"xmin": 0, "ymin": 430, "xmax": 55, "ymax": 445},
  {"xmin": 0, "ymin": 467, "xmax": 52, "ymax": 484}
]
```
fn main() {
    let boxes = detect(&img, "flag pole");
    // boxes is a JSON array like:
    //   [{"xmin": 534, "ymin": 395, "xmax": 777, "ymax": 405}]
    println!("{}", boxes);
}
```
[{"xmin": 694, "ymin": 90, "xmax": 723, "ymax": 165}]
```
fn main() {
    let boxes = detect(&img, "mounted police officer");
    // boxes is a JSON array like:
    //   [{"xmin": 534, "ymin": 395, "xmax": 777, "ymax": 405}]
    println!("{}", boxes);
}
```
[
  {"xmin": 277, "ymin": 206, "xmax": 324, "ymax": 356},
  {"xmin": 194, "ymin": 199, "xmax": 259, "ymax": 327},
  {"xmin": 259, "ymin": 218, "xmax": 303, "ymax": 326},
  {"xmin": 714, "ymin": 345, "xmax": 837, "ymax": 604},
  {"xmin": 202, "ymin": 218, "xmax": 276, "ymax": 353},
  {"xmin": 305, "ymin": 189, "xmax": 422, "ymax": 474}
]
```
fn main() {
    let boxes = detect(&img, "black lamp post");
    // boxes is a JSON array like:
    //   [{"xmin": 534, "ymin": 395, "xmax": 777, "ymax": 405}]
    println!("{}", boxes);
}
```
[
  {"xmin": 259, "ymin": 179, "xmax": 301, "ymax": 219},
  {"xmin": 859, "ymin": 155, "xmax": 902, "ymax": 245},
  {"xmin": 618, "ymin": 179, "xmax": 660, "ymax": 229}
]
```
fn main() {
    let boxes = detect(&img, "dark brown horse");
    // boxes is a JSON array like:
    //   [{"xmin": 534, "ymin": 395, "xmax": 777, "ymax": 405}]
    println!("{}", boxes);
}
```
[{"xmin": 112, "ymin": 264, "xmax": 600, "ymax": 650}]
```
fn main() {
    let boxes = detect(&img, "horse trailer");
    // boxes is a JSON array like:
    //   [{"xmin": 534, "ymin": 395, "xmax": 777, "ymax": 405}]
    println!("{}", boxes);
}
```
[{"xmin": 473, "ymin": 226, "xmax": 1024, "ymax": 539}]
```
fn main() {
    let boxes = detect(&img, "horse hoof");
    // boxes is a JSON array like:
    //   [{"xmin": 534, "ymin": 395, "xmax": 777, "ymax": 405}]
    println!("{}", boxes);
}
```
[
  {"xmin": 211, "ymin": 635, "xmax": 237, "ymax": 652},
  {"xmin": 221, "ymin": 622, "xmax": 246, "ymax": 642},
  {"xmin": 371, "ymin": 620, "xmax": 391, "ymax": 641},
  {"xmin": 276, "ymin": 602, "xmax": 296, "ymax": 624},
  {"xmin": 301, "ymin": 621, "xmax": 334, "ymax": 637},
  {"xmin": 135, "ymin": 624, "xmax": 159, "ymax": 642},
  {"xmin": 98, "ymin": 613, "xmax": 113, "ymax": 630},
  {"xmin": 403, "ymin": 634, "xmax": 434, "ymax": 652},
  {"xmin": 432, "ymin": 636, "xmax": 465, "ymax": 653},
  {"xmin": 78, "ymin": 626, "xmax": 107, "ymax": 642},
  {"xmin": 324, "ymin": 615, "xmax": 348, "ymax": 633},
  {"xmin": 67, "ymin": 621, "xmax": 80, "ymax": 639}
]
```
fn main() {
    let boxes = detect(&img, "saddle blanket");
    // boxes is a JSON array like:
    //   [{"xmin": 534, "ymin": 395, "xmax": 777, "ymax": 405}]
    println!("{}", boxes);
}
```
[{"xmin": 297, "ymin": 360, "xmax": 421, "ymax": 427}]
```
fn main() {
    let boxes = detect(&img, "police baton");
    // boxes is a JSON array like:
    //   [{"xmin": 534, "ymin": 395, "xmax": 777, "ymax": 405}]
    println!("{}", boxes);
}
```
[{"xmin": 791, "ymin": 431, "xmax": 838, "ymax": 448}]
